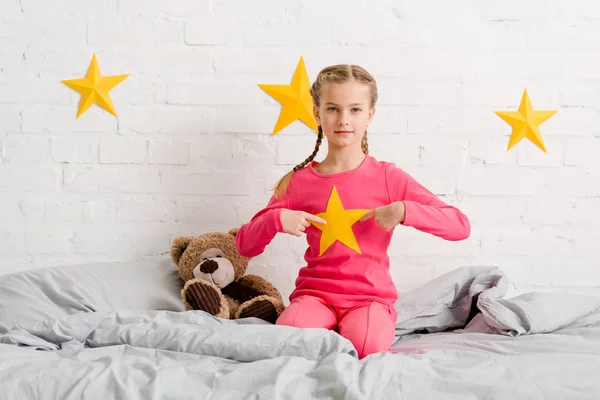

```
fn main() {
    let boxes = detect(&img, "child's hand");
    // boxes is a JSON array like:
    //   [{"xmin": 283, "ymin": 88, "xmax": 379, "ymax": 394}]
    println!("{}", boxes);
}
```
[
  {"xmin": 360, "ymin": 202, "xmax": 405, "ymax": 231},
  {"xmin": 280, "ymin": 209, "xmax": 327, "ymax": 237}
]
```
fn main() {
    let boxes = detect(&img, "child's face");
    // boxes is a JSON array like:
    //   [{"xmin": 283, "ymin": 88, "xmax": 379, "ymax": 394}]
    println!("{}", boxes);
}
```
[{"xmin": 314, "ymin": 80, "xmax": 375, "ymax": 151}]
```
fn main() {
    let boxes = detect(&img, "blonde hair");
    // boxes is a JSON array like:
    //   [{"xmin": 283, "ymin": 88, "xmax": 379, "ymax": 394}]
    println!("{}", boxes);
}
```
[{"xmin": 272, "ymin": 64, "xmax": 378, "ymax": 199}]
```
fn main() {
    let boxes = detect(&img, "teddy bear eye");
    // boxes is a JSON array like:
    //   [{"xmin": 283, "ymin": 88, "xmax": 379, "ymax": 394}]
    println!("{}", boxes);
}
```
[{"xmin": 216, "ymin": 255, "xmax": 222, "ymax": 258}]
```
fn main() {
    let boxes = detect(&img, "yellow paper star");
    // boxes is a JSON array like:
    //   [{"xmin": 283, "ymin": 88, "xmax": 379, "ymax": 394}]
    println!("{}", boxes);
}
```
[
  {"xmin": 495, "ymin": 88, "xmax": 557, "ymax": 153},
  {"xmin": 62, "ymin": 53, "xmax": 129, "ymax": 118},
  {"xmin": 258, "ymin": 56, "xmax": 318, "ymax": 135},
  {"xmin": 310, "ymin": 186, "xmax": 370, "ymax": 256}
]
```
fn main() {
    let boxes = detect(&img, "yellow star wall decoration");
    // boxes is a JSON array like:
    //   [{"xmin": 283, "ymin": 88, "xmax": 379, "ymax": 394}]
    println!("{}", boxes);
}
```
[
  {"xmin": 309, "ymin": 186, "xmax": 370, "ymax": 256},
  {"xmin": 62, "ymin": 53, "xmax": 129, "ymax": 118},
  {"xmin": 258, "ymin": 55, "xmax": 318, "ymax": 135},
  {"xmin": 495, "ymin": 88, "xmax": 557, "ymax": 153}
]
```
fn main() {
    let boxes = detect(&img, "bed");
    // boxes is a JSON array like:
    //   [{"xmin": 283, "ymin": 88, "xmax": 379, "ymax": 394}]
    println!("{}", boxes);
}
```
[{"xmin": 1, "ymin": 259, "xmax": 599, "ymax": 399}]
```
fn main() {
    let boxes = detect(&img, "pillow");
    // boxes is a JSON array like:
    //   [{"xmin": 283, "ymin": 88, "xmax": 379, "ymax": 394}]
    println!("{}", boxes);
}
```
[{"xmin": 0, "ymin": 256, "xmax": 185, "ymax": 334}]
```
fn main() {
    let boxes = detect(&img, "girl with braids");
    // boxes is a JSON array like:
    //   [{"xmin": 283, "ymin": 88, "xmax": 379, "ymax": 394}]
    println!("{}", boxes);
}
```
[{"xmin": 235, "ymin": 64, "xmax": 470, "ymax": 359}]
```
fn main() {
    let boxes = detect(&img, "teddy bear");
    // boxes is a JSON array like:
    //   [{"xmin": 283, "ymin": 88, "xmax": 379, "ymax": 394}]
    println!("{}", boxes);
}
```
[{"xmin": 170, "ymin": 227, "xmax": 285, "ymax": 324}]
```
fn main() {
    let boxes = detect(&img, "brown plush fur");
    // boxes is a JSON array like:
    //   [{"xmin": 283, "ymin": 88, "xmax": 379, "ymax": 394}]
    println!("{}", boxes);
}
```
[{"xmin": 170, "ymin": 228, "xmax": 285, "ymax": 323}]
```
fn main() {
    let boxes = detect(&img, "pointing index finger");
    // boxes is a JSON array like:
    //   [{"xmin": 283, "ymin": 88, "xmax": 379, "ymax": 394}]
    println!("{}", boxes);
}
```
[
  {"xmin": 360, "ymin": 210, "xmax": 374, "ymax": 222},
  {"xmin": 303, "ymin": 212, "xmax": 327, "ymax": 225}
]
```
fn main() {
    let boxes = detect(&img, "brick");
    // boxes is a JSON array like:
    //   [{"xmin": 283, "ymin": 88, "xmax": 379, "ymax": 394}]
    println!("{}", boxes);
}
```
[
  {"xmin": 367, "ymin": 106, "xmax": 408, "ymax": 135},
  {"xmin": 478, "ymin": 0, "xmax": 561, "ymax": 20},
  {"xmin": 22, "ymin": 107, "xmax": 117, "ymax": 133},
  {"xmin": 0, "ymin": 75, "xmax": 78, "ymax": 105},
  {"xmin": 99, "ymin": 138, "xmax": 147, "ymax": 164},
  {"xmin": 0, "ymin": 231, "xmax": 25, "ymax": 255},
  {"xmin": 420, "ymin": 138, "xmax": 469, "ymax": 167},
  {"xmin": 529, "ymin": 21, "xmax": 600, "ymax": 50},
  {"xmin": 559, "ymin": 81, "xmax": 600, "ymax": 109},
  {"xmin": 542, "ymin": 108, "xmax": 600, "ymax": 136},
  {"xmin": 0, "ymin": 51, "xmax": 26, "ymax": 75},
  {"xmin": 20, "ymin": 0, "xmax": 117, "ymax": 16},
  {"xmin": 564, "ymin": 52, "xmax": 600, "ymax": 80},
  {"xmin": 25, "ymin": 49, "xmax": 101, "ymax": 75},
  {"xmin": 367, "ymin": 134, "xmax": 420, "ymax": 167},
  {"xmin": 149, "ymin": 140, "xmax": 190, "ymax": 165},
  {"xmin": 116, "ymin": 200, "xmax": 172, "ymax": 222},
  {"xmin": 117, "ymin": 78, "xmax": 167, "ymax": 105},
  {"xmin": 178, "ymin": 198, "xmax": 240, "ymax": 226},
  {"xmin": 333, "ymin": 18, "xmax": 433, "ymax": 48},
  {"xmin": 63, "ymin": 166, "xmax": 161, "ymax": 193},
  {"xmin": 118, "ymin": 106, "xmax": 213, "ymax": 135},
  {"xmin": 44, "ymin": 201, "xmax": 86, "ymax": 223},
  {"xmin": 86, "ymin": 202, "xmax": 116, "ymax": 223},
  {"xmin": 166, "ymin": 80, "xmax": 260, "ymax": 106},
  {"xmin": 434, "ymin": 21, "xmax": 530, "ymax": 51},
  {"xmin": 399, "ymin": 166, "xmax": 458, "ymax": 195},
  {"xmin": 215, "ymin": 105, "xmax": 294, "ymax": 135},
  {"xmin": 452, "ymin": 196, "xmax": 527, "ymax": 227},
  {"xmin": 189, "ymin": 134, "xmax": 234, "ymax": 165},
  {"xmin": 33, "ymin": 49, "xmax": 211, "ymax": 78},
  {"xmin": 565, "ymin": 138, "xmax": 600, "ymax": 166},
  {"xmin": 377, "ymin": 77, "xmax": 464, "ymax": 106},
  {"xmin": 108, "ymin": 48, "xmax": 212, "ymax": 77},
  {"xmin": 213, "ymin": 48, "xmax": 302, "ymax": 75},
  {"xmin": 87, "ymin": 17, "xmax": 183, "ymax": 45},
  {"xmin": 0, "ymin": 167, "xmax": 58, "ymax": 192},
  {"xmin": 25, "ymin": 230, "xmax": 71, "ymax": 255},
  {"xmin": 405, "ymin": 106, "xmax": 507, "ymax": 136},
  {"xmin": 276, "ymin": 136, "xmax": 323, "ymax": 165},
  {"xmin": 185, "ymin": 17, "xmax": 243, "ymax": 46},
  {"xmin": 72, "ymin": 229, "xmax": 170, "ymax": 256},
  {"xmin": 388, "ymin": 227, "xmax": 480, "ymax": 257},
  {"xmin": 213, "ymin": 0, "xmax": 299, "ymax": 23},
  {"xmin": 464, "ymin": 50, "xmax": 565, "ymax": 80},
  {"xmin": 18, "ymin": 200, "xmax": 45, "ymax": 220},
  {"xmin": 468, "ymin": 136, "xmax": 518, "ymax": 165},
  {"xmin": 232, "ymin": 134, "xmax": 277, "ymax": 166},
  {"xmin": 119, "ymin": 0, "xmax": 210, "ymax": 17},
  {"xmin": 0, "ymin": 18, "xmax": 87, "ymax": 50},
  {"xmin": 545, "ymin": 168, "xmax": 600, "ymax": 197},
  {"xmin": 50, "ymin": 139, "xmax": 97, "ymax": 164},
  {"xmin": 162, "ymin": 171, "xmax": 250, "ymax": 195},
  {"xmin": 515, "ymin": 256, "xmax": 600, "ymax": 287},
  {"xmin": 240, "ymin": 22, "xmax": 332, "ymax": 47},
  {"xmin": 517, "ymin": 137, "xmax": 564, "ymax": 166},
  {"xmin": 479, "ymin": 226, "xmax": 574, "ymax": 256},
  {"xmin": 0, "ymin": 199, "xmax": 21, "ymax": 223},
  {"xmin": 389, "ymin": 258, "xmax": 439, "ymax": 290},
  {"xmin": 522, "ymin": 198, "xmax": 600, "ymax": 228},
  {"xmin": 2, "ymin": 137, "xmax": 51, "ymax": 164},
  {"xmin": 0, "ymin": 107, "xmax": 20, "ymax": 134},
  {"xmin": 457, "ymin": 165, "xmax": 548, "ymax": 196},
  {"xmin": 0, "ymin": 1, "xmax": 20, "ymax": 13}
]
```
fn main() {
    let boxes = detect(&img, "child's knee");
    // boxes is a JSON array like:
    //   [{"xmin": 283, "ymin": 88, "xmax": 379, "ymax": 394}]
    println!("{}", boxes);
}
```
[
  {"xmin": 340, "ymin": 302, "xmax": 396, "ymax": 359},
  {"xmin": 275, "ymin": 295, "xmax": 337, "ymax": 329}
]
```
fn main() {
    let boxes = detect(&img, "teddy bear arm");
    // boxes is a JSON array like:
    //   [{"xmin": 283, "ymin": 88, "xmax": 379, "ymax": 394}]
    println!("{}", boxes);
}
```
[{"xmin": 237, "ymin": 275, "xmax": 283, "ymax": 301}]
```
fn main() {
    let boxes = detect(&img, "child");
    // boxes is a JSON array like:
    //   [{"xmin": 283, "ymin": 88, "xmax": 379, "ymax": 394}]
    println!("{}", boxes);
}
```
[{"xmin": 235, "ymin": 64, "xmax": 470, "ymax": 359}]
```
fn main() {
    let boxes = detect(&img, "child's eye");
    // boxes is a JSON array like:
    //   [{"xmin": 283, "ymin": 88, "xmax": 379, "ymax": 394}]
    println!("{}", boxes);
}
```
[
  {"xmin": 352, "ymin": 108, "xmax": 361, "ymax": 112},
  {"xmin": 327, "ymin": 107, "xmax": 337, "ymax": 112}
]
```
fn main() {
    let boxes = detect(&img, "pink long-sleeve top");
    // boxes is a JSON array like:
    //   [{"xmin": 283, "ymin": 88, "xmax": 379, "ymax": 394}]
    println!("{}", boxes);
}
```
[{"xmin": 235, "ymin": 155, "xmax": 470, "ymax": 309}]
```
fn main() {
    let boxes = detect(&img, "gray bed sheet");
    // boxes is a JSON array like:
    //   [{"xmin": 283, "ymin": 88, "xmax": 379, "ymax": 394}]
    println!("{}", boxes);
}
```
[{"xmin": 1, "ymin": 260, "xmax": 599, "ymax": 399}]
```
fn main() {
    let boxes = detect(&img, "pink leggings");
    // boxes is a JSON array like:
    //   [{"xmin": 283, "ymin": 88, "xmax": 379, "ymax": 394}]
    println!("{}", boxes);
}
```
[{"xmin": 275, "ymin": 295, "xmax": 396, "ymax": 359}]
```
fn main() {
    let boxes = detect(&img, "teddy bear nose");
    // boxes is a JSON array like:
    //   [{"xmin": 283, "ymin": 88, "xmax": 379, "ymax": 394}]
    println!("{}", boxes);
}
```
[{"xmin": 200, "ymin": 259, "xmax": 219, "ymax": 274}]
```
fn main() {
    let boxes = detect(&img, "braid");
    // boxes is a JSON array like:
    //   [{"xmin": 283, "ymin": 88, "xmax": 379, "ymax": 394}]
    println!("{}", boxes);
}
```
[
  {"xmin": 272, "ymin": 126, "xmax": 323, "ymax": 199},
  {"xmin": 361, "ymin": 129, "xmax": 369, "ymax": 154},
  {"xmin": 293, "ymin": 126, "xmax": 324, "ymax": 171}
]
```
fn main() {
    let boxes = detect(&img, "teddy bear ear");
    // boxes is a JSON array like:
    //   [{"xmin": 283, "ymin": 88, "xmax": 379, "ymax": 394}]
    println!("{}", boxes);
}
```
[
  {"xmin": 228, "ymin": 227, "xmax": 239, "ymax": 237},
  {"xmin": 170, "ymin": 236, "xmax": 193, "ymax": 265}
]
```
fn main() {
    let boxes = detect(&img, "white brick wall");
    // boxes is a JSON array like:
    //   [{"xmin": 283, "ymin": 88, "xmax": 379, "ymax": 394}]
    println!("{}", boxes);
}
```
[{"xmin": 1, "ymin": 0, "xmax": 599, "ymax": 300}]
